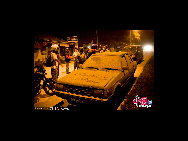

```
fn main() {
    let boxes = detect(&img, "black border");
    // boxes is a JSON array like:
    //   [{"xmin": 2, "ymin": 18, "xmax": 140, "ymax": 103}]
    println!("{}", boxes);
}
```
[{"xmin": 31, "ymin": 16, "xmax": 159, "ymax": 119}]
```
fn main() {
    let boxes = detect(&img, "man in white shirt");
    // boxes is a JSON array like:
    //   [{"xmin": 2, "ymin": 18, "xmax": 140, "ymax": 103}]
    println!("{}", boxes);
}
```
[
  {"xmin": 51, "ymin": 51, "xmax": 58, "ymax": 69},
  {"xmin": 72, "ymin": 49, "xmax": 80, "ymax": 70}
]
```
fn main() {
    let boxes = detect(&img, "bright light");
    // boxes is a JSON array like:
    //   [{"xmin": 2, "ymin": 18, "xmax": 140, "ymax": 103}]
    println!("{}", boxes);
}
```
[
  {"xmin": 144, "ymin": 45, "xmax": 153, "ymax": 52},
  {"xmin": 51, "ymin": 44, "xmax": 58, "ymax": 48}
]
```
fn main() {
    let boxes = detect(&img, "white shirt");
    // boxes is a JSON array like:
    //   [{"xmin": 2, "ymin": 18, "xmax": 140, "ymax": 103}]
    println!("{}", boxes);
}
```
[
  {"xmin": 73, "ymin": 51, "xmax": 80, "ymax": 60},
  {"xmin": 51, "ymin": 52, "xmax": 58, "ymax": 69},
  {"xmin": 73, "ymin": 51, "xmax": 80, "ymax": 57}
]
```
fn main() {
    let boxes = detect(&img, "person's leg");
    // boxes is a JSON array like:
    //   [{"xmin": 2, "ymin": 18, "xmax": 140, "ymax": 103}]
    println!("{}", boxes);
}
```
[
  {"xmin": 74, "ymin": 60, "xmax": 76, "ymax": 70},
  {"xmin": 75, "ymin": 61, "xmax": 77, "ymax": 70},
  {"xmin": 66, "ymin": 61, "xmax": 69, "ymax": 74},
  {"xmin": 51, "ymin": 68, "xmax": 57, "ymax": 82}
]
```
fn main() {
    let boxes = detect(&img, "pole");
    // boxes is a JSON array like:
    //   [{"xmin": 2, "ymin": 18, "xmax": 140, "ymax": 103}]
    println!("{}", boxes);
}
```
[
  {"xmin": 96, "ymin": 30, "xmax": 98, "ymax": 47},
  {"xmin": 130, "ymin": 30, "xmax": 132, "ymax": 45}
]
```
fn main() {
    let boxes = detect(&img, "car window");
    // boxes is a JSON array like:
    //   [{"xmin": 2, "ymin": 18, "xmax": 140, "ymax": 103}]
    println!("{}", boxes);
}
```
[
  {"xmin": 125, "ymin": 55, "xmax": 131, "ymax": 66},
  {"xmin": 122, "ymin": 57, "xmax": 128, "ymax": 66},
  {"xmin": 122, "ymin": 47, "xmax": 131, "ymax": 52},
  {"xmin": 137, "ymin": 46, "xmax": 142, "ymax": 51},
  {"xmin": 128, "ymin": 55, "xmax": 133, "ymax": 62},
  {"xmin": 82, "ymin": 55, "xmax": 122, "ymax": 70},
  {"xmin": 129, "ymin": 47, "xmax": 137, "ymax": 54}
]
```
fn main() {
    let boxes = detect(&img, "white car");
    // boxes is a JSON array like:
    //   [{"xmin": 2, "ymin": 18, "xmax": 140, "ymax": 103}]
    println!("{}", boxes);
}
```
[{"xmin": 55, "ymin": 52, "xmax": 137, "ymax": 109}]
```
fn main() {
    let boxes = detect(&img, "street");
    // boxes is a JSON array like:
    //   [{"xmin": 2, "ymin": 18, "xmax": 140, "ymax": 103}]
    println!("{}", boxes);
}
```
[
  {"xmin": 134, "ymin": 51, "xmax": 154, "ymax": 77},
  {"xmin": 117, "ymin": 51, "xmax": 154, "ymax": 109},
  {"xmin": 34, "ymin": 61, "xmax": 75, "ymax": 109},
  {"xmin": 34, "ymin": 51, "xmax": 154, "ymax": 110}
]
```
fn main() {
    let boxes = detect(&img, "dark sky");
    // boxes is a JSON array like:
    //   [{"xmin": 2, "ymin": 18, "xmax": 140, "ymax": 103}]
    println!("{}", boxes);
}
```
[
  {"xmin": 138, "ymin": 30, "xmax": 154, "ymax": 45},
  {"xmin": 36, "ymin": 30, "xmax": 154, "ymax": 45}
]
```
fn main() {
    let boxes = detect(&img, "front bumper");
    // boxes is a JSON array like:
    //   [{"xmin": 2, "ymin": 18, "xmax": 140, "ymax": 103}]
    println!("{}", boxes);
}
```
[{"xmin": 55, "ymin": 90, "xmax": 109, "ymax": 105}]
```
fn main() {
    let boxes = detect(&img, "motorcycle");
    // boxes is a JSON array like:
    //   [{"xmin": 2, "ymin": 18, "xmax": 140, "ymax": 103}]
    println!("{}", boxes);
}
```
[{"xmin": 34, "ymin": 64, "xmax": 56, "ymax": 97}]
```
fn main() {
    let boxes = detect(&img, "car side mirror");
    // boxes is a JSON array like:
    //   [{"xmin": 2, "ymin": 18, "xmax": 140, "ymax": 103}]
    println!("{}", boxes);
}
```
[{"xmin": 122, "ymin": 66, "xmax": 129, "ymax": 70}]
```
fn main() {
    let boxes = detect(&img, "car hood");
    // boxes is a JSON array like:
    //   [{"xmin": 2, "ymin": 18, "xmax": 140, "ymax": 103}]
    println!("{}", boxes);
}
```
[{"xmin": 57, "ymin": 69, "xmax": 121, "ymax": 89}]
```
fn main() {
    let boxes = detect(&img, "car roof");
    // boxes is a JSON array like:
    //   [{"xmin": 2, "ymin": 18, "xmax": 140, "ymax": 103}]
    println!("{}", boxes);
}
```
[
  {"xmin": 125, "ymin": 45, "xmax": 142, "ymax": 48},
  {"xmin": 129, "ymin": 45, "xmax": 142, "ymax": 46},
  {"xmin": 93, "ymin": 52, "xmax": 129, "ymax": 56}
]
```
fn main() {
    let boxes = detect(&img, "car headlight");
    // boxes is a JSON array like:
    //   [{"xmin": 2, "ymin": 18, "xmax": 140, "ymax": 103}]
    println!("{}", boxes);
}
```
[
  {"xmin": 144, "ymin": 45, "xmax": 152, "ymax": 51},
  {"xmin": 55, "ymin": 83, "xmax": 64, "ymax": 90},
  {"xmin": 93, "ymin": 89, "xmax": 104, "ymax": 98}
]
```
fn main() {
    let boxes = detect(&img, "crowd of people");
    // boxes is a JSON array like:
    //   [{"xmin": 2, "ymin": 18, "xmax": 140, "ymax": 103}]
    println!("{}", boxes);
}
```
[
  {"xmin": 35, "ymin": 47, "xmax": 111, "ymax": 83},
  {"xmin": 71, "ymin": 47, "xmax": 110, "ymax": 70}
]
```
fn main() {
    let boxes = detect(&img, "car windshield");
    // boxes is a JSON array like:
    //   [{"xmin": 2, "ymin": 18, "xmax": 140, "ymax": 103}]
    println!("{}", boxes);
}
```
[
  {"xmin": 82, "ymin": 55, "xmax": 122, "ymax": 70},
  {"xmin": 122, "ymin": 48, "xmax": 131, "ymax": 52},
  {"xmin": 124, "ymin": 47, "xmax": 137, "ymax": 53}
]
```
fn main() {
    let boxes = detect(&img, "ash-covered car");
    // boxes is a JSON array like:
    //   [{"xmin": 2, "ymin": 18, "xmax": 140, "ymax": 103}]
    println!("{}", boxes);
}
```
[
  {"xmin": 123, "ymin": 45, "xmax": 143, "ymax": 64},
  {"xmin": 55, "ymin": 52, "xmax": 137, "ymax": 109}
]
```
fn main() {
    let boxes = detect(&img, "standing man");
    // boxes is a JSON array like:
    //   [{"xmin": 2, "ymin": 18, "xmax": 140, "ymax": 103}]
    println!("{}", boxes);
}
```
[
  {"xmin": 65, "ymin": 49, "xmax": 71, "ymax": 74},
  {"xmin": 105, "ymin": 48, "xmax": 110, "ymax": 52},
  {"xmin": 50, "ymin": 49, "xmax": 63, "ymax": 82},
  {"xmin": 72, "ymin": 48, "xmax": 80, "ymax": 70}
]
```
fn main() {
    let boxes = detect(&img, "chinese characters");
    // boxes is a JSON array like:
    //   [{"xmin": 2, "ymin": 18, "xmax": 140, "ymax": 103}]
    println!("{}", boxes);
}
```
[{"xmin": 133, "ymin": 95, "xmax": 152, "ymax": 108}]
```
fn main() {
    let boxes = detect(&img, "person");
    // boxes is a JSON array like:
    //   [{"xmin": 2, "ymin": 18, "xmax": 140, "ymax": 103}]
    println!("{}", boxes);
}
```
[
  {"xmin": 105, "ymin": 48, "xmax": 110, "ymax": 52},
  {"xmin": 85, "ymin": 48, "xmax": 89, "ymax": 59},
  {"xmin": 65, "ymin": 50, "xmax": 71, "ymax": 74},
  {"xmin": 50, "ymin": 49, "xmax": 64, "ymax": 82},
  {"xmin": 99, "ymin": 49, "xmax": 103, "ymax": 53},
  {"xmin": 79, "ymin": 52, "xmax": 86, "ymax": 64},
  {"xmin": 72, "ymin": 49, "xmax": 80, "ymax": 70},
  {"xmin": 86, "ymin": 49, "xmax": 94, "ymax": 59}
]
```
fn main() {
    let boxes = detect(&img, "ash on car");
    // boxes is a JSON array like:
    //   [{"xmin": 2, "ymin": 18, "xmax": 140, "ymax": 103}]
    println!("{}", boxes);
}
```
[{"xmin": 55, "ymin": 52, "xmax": 137, "ymax": 109}]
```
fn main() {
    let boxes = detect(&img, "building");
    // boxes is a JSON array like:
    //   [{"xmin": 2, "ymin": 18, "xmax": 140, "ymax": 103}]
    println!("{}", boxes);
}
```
[
  {"xmin": 67, "ymin": 36, "xmax": 78, "ymax": 55},
  {"xmin": 34, "ymin": 33, "xmax": 68, "ymax": 66},
  {"xmin": 34, "ymin": 33, "xmax": 81, "ymax": 67}
]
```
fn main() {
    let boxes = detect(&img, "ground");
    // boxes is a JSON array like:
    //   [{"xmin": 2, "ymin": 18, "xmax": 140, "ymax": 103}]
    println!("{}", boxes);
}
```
[{"xmin": 34, "ymin": 61, "xmax": 75, "ymax": 108}]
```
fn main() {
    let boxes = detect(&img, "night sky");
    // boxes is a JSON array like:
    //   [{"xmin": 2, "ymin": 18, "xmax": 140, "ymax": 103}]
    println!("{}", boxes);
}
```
[{"xmin": 36, "ymin": 30, "xmax": 154, "ymax": 46}]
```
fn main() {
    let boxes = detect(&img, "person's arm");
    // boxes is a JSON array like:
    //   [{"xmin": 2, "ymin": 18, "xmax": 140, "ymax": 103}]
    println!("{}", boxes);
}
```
[
  {"xmin": 54, "ymin": 58, "xmax": 63, "ymax": 68},
  {"xmin": 72, "ymin": 52, "xmax": 75, "ymax": 57},
  {"xmin": 54, "ymin": 54, "xmax": 63, "ymax": 68}
]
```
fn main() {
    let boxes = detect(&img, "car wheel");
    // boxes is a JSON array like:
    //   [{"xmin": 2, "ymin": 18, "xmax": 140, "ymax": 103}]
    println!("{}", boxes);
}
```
[
  {"xmin": 43, "ymin": 79, "xmax": 56, "ymax": 95},
  {"xmin": 108, "ymin": 86, "xmax": 121, "ymax": 110},
  {"xmin": 140, "ymin": 58, "xmax": 142, "ymax": 63},
  {"xmin": 34, "ymin": 84, "xmax": 41, "ymax": 97}
]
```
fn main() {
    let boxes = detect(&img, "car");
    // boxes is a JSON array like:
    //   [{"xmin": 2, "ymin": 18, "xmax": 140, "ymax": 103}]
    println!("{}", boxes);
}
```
[
  {"xmin": 54, "ymin": 52, "xmax": 137, "ymax": 109},
  {"xmin": 123, "ymin": 45, "xmax": 143, "ymax": 64}
]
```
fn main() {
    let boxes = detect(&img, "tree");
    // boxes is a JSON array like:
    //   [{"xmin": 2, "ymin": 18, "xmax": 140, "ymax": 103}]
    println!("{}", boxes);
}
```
[{"xmin": 132, "ymin": 32, "xmax": 141, "ymax": 45}]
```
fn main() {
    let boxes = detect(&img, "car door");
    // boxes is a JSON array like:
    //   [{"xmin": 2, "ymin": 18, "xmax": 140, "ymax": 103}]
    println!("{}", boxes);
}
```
[
  {"xmin": 137, "ymin": 46, "xmax": 143, "ymax": 61},
  {"xmin": 125, "ymin": 55, "xmax": 134, "ymax": 74},
  {"xmin": 122, "ymin": 56, "xmax": 130, "ymax": 80}
]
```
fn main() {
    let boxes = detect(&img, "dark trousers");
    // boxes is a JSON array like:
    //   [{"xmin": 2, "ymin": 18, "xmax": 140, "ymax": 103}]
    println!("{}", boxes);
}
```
[
  {"xmin": 51, "ymin": 68, "xmax": 58, "ymax": 82},
  {"xmin": 66, "ymin": 61, "xmax": 69, "ymax": 74},
  {"xmin": 74, "ymin": 60, "xmax": 79, "ymax": 70}
]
